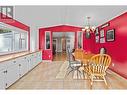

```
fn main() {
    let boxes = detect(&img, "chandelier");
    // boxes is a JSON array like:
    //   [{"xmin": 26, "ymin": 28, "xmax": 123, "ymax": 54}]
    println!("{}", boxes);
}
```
[{"xmin": 82, "ymin": 17, "xmax": 95, "ymax": 33}]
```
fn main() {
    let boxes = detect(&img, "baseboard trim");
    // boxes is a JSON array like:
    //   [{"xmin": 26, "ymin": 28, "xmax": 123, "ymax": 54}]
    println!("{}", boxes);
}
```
[{"xmin": 42, "ymin": 60, "xmax": 52, "ymax": 63}]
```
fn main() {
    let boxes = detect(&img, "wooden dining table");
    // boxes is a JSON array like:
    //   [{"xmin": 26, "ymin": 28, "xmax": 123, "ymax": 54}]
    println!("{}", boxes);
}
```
[
  {"xmin": 73, "ymin": 51, "xmax": 95, "ymax": 79},
  {"xmin": 74, "ymin": 51, "xmax": 95, "ymax": 66},
  {"xmin": 82, "ymin": 53, "xmax": 95, "ymax": 66}
]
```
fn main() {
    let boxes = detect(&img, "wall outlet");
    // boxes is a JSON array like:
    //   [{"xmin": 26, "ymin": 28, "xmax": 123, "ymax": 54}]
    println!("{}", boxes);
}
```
[{"xmin": 112, "ymin": 63, "xmax": 115, "ymax": 67}]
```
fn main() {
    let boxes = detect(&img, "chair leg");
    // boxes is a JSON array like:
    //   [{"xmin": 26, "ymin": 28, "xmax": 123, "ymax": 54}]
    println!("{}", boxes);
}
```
[
  {"xmin": 82, "ymin": 70, "xmax": 85, "ymax": 79},
  {"xmin": 67, "ymin": 66, "xmax": 71, "ymax": 70},
  {"xmin": 66, "ymin": 69, "xmax": 73, "ymax": 77},
  {"xmin": 90, "ymin": 75, "xmax": 93, "ymax": 89},
  {"xmin": 76, "ymin": 69, "xmax": 79, "ymax": 79},
  {"xmin": 78, "ymin": 70, "xmax": 82, "ymax": 79},
  {"xmin": 103, "ymin": 76, "xmax": 108, "ymax": 86}
]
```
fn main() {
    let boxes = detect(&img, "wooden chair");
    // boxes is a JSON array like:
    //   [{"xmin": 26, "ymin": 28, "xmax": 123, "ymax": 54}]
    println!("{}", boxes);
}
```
[{"xmin": 86, "ymin": 54, "xmax": 111, "ymax": 87}]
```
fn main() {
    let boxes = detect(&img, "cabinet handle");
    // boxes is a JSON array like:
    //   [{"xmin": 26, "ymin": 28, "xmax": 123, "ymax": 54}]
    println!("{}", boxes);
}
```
[
  {"xmin": 13, "ymin": 61, "xmax": 16, "ymax": 63},
  {"xmin": 6, "ymin": 83, "xmax": 7, "ymax": 87},
  {"xmin": 4, "ymin": 70, "xmax": 7, "ymax": 73},
  {"xmin": 3, "ymin": 71, "xmax": 6, "ymax": 73}
]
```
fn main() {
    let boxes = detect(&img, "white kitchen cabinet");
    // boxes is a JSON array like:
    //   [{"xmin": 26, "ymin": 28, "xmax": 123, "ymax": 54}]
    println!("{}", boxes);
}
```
[
  {"xmin": 38, "ymin": 51, "xmax": 42, "ymax": 63},
  {"xmin": 0, "ymin": 51, "xmax": 42, "ymax": 89},
  {"xmin": 29, "ymin": 54, "xmax": 35, "ymax": 69},
  {"xmin": 0, "ymin": 69, "xmax": 6, "ymax": 89},
  {"xmin": 5, "ymin": 60, "xmax": 19, "ymax": 88},
  {"xmin": 17, "ymin": 56, "xmax": 28, "ymax": 78},
  {"xmin": 26, "ymin": 54, "xmax": 32, "ymax": 71}
]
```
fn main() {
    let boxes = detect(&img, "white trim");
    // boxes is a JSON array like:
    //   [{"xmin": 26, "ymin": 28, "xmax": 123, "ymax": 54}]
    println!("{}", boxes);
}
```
[
  {"xmin": 60, "ymin": 38, "xmax": 63, "ymax": 52},
  {"xmin": 66, "ymin": 38, "xmax": 70, "ymax": 50},
  {"xmin": 42, "ymin": 60, "xmax": 52, "ymax": 63}
]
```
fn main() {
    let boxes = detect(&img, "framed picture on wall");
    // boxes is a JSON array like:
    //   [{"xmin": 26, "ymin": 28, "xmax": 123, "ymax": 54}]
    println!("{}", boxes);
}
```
[
  {"xmin": 100, "ymin": 37, "xmax": 105, "ymax": 43},
  {"xmin": 100, "ymin": 29, "xmax": 104, "ymax": 37},
  {"xmin": 106, "ymin": 29, "xmax": 115, "ymax": 41},
  {"xmin": 95, "ymin": 36, "xmax": 99, "ymax": 43}
]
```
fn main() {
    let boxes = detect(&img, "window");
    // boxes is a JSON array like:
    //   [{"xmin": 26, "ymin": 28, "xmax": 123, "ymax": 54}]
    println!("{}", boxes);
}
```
[{"xmin": 45, "ymin": 31, "xmax": 50, "ymax": 49}]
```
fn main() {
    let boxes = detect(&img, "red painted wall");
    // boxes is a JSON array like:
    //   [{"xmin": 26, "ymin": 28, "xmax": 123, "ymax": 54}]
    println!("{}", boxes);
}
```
[
  {"xmin": 83, "ymin": 32, "xmax": 95, "ymax": 53},
  {"xmin": 93, "ymin": 12, "xmax": 127, "ymax": 79},
  {"xmin": 0, "ymin": 12, "xmax": 30, "ymax": 50},
  {"xmin": 39, "ymin": 25, "xmax": 82, "ymax": 60}
]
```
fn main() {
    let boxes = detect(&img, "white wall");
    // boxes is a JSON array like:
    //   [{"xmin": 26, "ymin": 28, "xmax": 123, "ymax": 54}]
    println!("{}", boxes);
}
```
[{"xmin": 30, "ymin": 27, "xmax": 39, "ymax": 52}]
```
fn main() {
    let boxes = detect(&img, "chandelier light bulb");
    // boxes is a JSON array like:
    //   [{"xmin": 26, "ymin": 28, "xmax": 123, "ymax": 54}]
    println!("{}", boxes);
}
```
[
  {"xmin": 85, "ymin": 26, "xmax": 89, "ymax": 29},
  {"xmin": 82, "ymin": 16, "xmax": 96, "ymax": 33}
]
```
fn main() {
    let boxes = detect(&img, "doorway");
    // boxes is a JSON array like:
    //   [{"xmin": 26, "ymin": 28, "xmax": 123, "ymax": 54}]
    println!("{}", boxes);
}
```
[{"xmin": 52, "ymin": 32, "xmax": 75, "ymax": 61}]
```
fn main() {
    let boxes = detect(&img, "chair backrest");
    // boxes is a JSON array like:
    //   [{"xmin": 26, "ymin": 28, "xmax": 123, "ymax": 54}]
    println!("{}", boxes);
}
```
[
  {"xmin": 89, "ymin": 54, "xmax": 111, "ymax": 74},
  {"xmin": 66, "ymin": 48, "xmax": 75, "ymax": 63},
  {"xmin": 100, "ymin": 47, "xmax": 106, "ymax": 54}
]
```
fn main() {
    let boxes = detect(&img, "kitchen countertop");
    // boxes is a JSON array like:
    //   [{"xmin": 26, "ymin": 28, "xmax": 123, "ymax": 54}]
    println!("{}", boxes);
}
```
[{"xmin": 0, "ymin": 50, "xmax": 41, "ymax": 63}]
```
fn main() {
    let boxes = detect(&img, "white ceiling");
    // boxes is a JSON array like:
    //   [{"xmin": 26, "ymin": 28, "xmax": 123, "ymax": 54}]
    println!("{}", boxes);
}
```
[{"xmin": 14, "ymin": 6, "xmax": 127, "ymax": 29}]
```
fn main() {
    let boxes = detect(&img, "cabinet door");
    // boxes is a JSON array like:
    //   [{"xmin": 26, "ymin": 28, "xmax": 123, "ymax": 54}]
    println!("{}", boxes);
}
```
[
  {"xmin": 34, "ymin": 53, "xmax": 38, "ymax": 66},
  {"xmin": 30, "ymin": 54, "xmax": 36, "ymax": 69},
  {"xmin": 6, "ymin": 62, "xmax": 19, "ymax": 88},
  {"xmin": 26, "ymin": 54, "xmax": 32, "ymax": 71},
  {"xmin": 0, "ymin": 70, "xmax": 6, "ymax": 89},
  {"xmin": 20, "ymin": 57, "xmax": 28, "ymax": 77},
  {"xmin": 17, "ymin": 56, "xmax": 28, "ymax": 78}
]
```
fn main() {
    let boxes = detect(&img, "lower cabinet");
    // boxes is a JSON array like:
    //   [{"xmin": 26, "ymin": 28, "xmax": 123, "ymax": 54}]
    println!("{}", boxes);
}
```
[
  {"xmin": 0, "ymin": 60, "xmax": 19, "ymax": 89},
  {"xmin": 0, "ymin": 70, "xmax": 5, "ymax": 89},
  {"xmin": 17, "ymin": 56, "xmax": 28, "ymax": 78},
  {"xmin": 6, "ymin": 62, "xmax": 19, "ymax": 88},
  {"xmin": 0, "ymin": 51, "xmax": 42, "ymax": 89}
]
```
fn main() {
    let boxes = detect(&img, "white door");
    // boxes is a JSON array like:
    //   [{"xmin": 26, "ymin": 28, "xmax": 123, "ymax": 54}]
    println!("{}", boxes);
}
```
[
  {"xmin": 6, "ymin": 63, "xmax": 19, "ymax": 88},
  {"xmin": 0, "ymin": 70, "xmax": 6, "ymax": 89}
]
